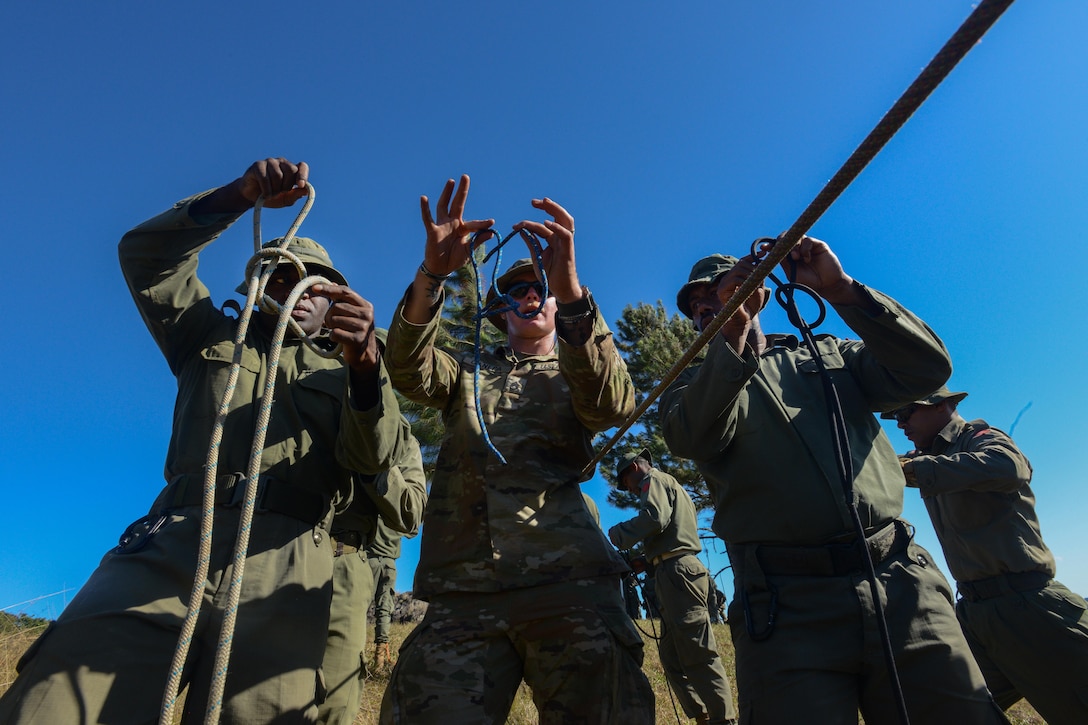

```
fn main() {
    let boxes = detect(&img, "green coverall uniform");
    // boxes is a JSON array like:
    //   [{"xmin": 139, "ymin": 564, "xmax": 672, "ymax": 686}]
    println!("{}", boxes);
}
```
[
  {"xmin": 317, "ymin": 435, "xmax": 426, "ymax": 725},
  {"xmin": 0, "ymin": 192, "xmax": 408, "ymax": 725},
  {"xmin": 380, "ymin": 286, "xmax": 655, "ymax": 724},
  {"xmin": 609, "ymin": 466, "xmax": 737, "ymax": 724},
  {"xmin": 904, "ymin": 414, "xmax": 1088, "ymax": 724},
  {"xmin": 660, "ymin": 285, "xmax": 1009, "ymax": 725}
]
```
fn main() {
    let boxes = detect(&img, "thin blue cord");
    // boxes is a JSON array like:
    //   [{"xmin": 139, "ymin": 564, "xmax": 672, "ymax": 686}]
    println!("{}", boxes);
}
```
[{"xmin": 468, "ymin": 228, "xmax": 549, "ymax": 463}]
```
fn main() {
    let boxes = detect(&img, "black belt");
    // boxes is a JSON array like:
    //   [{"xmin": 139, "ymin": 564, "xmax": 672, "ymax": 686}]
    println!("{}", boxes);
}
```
[
  {"xmin": 330, "ymin": 529, "xmax": 364, "ymax": 557},
  {"xmin": 735, "ymin": 519, "xmax": 913, "ymax": 577},
  {"xmin": 163, "ymin": 472, "xmax": 329, "ymax": 527},
  {"xmin": 958, "ymin": 571, "xmax": 1052, "ymax": 603}
]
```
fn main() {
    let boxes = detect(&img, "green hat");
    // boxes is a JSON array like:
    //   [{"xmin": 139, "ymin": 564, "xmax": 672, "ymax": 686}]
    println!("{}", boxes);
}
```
[
  {"xmin": 616, "ymin": 448, "xmax": 652, "ymax": 481},
  {"xmin": 880, "ymin": 386, "xmax": 968, "ymax": 420},
  {"xmin": 676, "ymin": 254, "xmax": 739, "ymax": 319},
  {"xmin": 485, "ymin": 258, "xmax": 540, "ymax": 333},
  {"xmin": 236, "ymin": 236, "xmax": 348, "ymax": 295}
]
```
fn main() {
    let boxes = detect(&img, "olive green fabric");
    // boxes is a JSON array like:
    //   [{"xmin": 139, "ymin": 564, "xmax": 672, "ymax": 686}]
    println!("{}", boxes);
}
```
[
  {"xmin": 904, "ymin": 414, "xmax": 1088, "ymax": 722},
  {"xmin": 318, "ymin": 437, "xmax": 426, "ymax": 725},
  {"xmin": 235, "ymin": 235, "xmax": 348, "ymax": 294},
  {"xmin": 1, "ymin": 192, "xmax": 408, "ymax": 725},
  {"xmin": 660, "ymin": 283, "xmax": 1007, "ymax": 723},
  {"xmin": 380, "ymin": 578, "xmax": 654, "ymax": 725},
  {"xmin": 676, "ymin": 254, "xmax": 739, "ymax": 318},
  {"xmin": 615, "ymin": 447, "xmax": 652, "ymax": 481},
  {"xmin": 609, "ymin": 467, "xmax": 735, "ymax": 722},
  {"xmin": 880, "ymin": 385, "xmax": 968, "ymax": 419}
]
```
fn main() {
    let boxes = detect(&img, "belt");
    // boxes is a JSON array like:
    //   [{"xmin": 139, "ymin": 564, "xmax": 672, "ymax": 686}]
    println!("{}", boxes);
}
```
[
  {"xmin": 651, "ymin": 550, "xmax": 690, "ymax": 567},
  {"xmin": 737, "ymin": 519, "xmax": 913, "ymax": 577},
  {"xmin": 162, "ymin": 472, "xmax": 330, "ymax": 527},
  {"xmin": 958, "ymin": 571, "xmax": 1052, "ymax": 603},
  {"xmin": 330, "ymin": 529, "xmax": 364, "ymax": 557}
]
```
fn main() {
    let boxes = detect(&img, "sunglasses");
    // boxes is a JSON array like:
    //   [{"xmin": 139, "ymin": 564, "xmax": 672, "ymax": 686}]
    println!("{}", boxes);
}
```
[
  {"xmin": 504, "ymin": 281, "xmax": 547, "ymax": 300},
  {"xmin": 893, "ymin": 404, "xmax": 921, "ymax": 424}
]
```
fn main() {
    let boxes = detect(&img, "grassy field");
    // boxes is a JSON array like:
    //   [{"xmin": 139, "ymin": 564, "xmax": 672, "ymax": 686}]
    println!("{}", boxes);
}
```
[{"xmin": 2, "ymin": 617, "xmax": 1047, "ymax": 723}]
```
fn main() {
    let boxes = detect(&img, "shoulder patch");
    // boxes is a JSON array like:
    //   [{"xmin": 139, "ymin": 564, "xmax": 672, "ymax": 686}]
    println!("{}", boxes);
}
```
[
  {"xmin": 641, "ymin": 481, "xmax": 651, "ymax": 494},
  {"xmin": 972, "ymin": 429, "xmax": 992, "ymax": 439}
]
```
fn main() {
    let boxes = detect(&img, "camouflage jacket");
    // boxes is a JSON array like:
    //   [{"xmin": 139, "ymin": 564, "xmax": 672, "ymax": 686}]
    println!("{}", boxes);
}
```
[
  {"xmin": 907, "ymin": 415, "xmax": 1053, "ymax": 583},
  {"xmin": 661, "ymin": 286, "xmax": 951, "ymax": 546},
  {"xmin": 119, "ymin": 191, "xmax": 407, "ymax": 524},
  {"xmin": 608, "ymin": 467, "xmax": 702, "ymax": 562},
  {"xmin": 386, "ymin": 290, "xmax": 634, "ymax": 597}
]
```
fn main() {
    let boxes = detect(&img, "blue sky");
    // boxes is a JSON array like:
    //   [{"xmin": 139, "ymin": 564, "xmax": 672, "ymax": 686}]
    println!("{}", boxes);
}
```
[{"xmin": 2, "ymin": 1, "xmax": 1085, "ymax": 619}]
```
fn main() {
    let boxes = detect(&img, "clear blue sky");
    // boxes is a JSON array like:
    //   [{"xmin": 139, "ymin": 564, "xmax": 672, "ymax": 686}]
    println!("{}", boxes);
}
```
[{"xmin": 2, "ymin": 1, "xmax": 1085, "ymax": 619}]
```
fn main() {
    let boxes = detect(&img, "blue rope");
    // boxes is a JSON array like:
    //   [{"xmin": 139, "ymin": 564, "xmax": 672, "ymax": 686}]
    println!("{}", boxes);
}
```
[{"xmin": 468, "ymin": 228, "xmax": 549, "ymax": 464}]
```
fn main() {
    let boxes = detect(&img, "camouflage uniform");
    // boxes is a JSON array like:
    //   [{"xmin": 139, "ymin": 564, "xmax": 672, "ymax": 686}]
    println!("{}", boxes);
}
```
[
  {"xmin": 896, "ymin": 408, "xmax": 1088, "ymax": 724},
  {"xmin": 661, "ymin": 278, "xmax": 1008, "ymax": 724},
  {"xmin": 0, "ymin": 192, "xmax": 408, "ymax": 725},
  {"xmin": 381, "ymin": 282, "xmax": 654, "ymax": 724},
  {"xmin": 610, "ymin": 463, "xmax": 737, "ymax": 724},
  {"xmin": 318, "ymin": 436, "xmax": 426, "ymax": 725}
]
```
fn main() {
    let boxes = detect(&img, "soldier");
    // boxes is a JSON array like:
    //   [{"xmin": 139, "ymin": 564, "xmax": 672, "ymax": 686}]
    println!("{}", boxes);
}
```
[
  {"xmin": 609, "ymin": 448, "xmax": 737, "ymax": 725},
  {"xmin": 366, "ymin": 516, "xmax": 410, "ymax": 674},
  {"xmin": 886, "ymin": 387, "xmax": 1088, "ymax": 724},
  {"xmin": 380, "ymin": 175, "xmax": 654, "ymax": 723},
  {"xmin": 0, "ymin": 158, "xmax": 411, "ymax": 724},
  {"xmin": 660, "ymin": 243, "xmax": 1009, "ymax": 723},
  {"xmin": 318, "ymin": 432, "xmax": 426, "ymax": 725}
]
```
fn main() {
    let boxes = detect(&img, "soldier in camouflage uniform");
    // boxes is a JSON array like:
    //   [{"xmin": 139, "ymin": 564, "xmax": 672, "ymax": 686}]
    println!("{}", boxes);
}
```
[
  {"xmin": 381, "ymin": 175, "xmax": 654, "ymax": 724},
  {"xmin": 886, "ymin": 387, "xmax": 1088, "ymax": 725},
  {"xmin": 318, "ymin": 433, "xmax": 426, "ymax": 725},
  {"xmin": 366, "ymin": 517, "xmax": 410, "ymax": 673},
  {"xmin": 660, "ymin": 244, "xmax": 1009, "ymax": 724},
  {"xmin": 0, "ymin": 158, "xmax": 411, "ymax": 725},
  {"xmin": 609, "ymin": 448, "xmax": 737, "ymax": 725}
]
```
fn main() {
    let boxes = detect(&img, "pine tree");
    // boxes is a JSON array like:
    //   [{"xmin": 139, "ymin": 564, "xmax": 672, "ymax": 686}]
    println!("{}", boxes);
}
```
[{"xmin": 598, "ymin": 301, "xmax": 711, "ymax": 511}]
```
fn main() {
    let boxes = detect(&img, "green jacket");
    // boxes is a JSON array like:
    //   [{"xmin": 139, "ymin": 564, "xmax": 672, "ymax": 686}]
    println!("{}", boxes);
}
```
[
  {"xmin": 385, "ymin": 290, "xmax": 634, "ymax": 597},
  {"xmin": 908, "ymin": 415, "xmax": 1053, "ymax": 583},
  {"xmin": 118, "ymin": 191, "xmax": 407, "ymax": 521},
  {"xmin": 661, "ymin": 286, "xmax": 951, "ymax": 545},
  {"xmin": 336, "ymin": 433, "xmax": 427, "ymax": 549},
  {"xmin": 608, "ymin": 467, "xmax": 702, "ymax": 561}
]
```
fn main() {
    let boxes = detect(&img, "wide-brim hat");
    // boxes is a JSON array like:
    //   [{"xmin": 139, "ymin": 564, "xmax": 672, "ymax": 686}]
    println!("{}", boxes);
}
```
[
  {"xmin": 236, "ymin": 236, "xmax": 348, "ymax": 295},
  {"xmin": 677, "ymin": 254, "xmax": 770, "ymax": 319},
  {"xmin": 484, "ymin": 258, "xmax": 539, "ymax": 333},
  {"xmin": 880, "ymin": 386, "xmax": 968, "ymax": 419},
  {"xmin": 616, "ymin": 448, "xmax": 653, "ymax": 481}
]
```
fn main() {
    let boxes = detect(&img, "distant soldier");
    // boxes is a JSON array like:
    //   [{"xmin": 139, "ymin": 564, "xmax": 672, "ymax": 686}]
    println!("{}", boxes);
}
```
[
  {"xmin": 707, "ymin": 578, "xmax": 727, "ymax": 625},
  {"xmin": 366, "ymin": 517, "xmax": 410, "ymax": 674},
  {"xmin": 610, "ymin": 448, "xmax": 737, "ymax": 725},
  {"xmin": 887, "ymin": 386, "xmax": 1088, "ymax": 724},
  {"xmin": 380, "ymin": 176, "xmax": 654, "ymax": 723}
]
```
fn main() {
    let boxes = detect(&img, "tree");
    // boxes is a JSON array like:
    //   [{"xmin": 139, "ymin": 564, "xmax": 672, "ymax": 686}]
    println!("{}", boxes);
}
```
[{"xmin": 597, "ymin": 301, "xmax": 712, "ymax": 511}]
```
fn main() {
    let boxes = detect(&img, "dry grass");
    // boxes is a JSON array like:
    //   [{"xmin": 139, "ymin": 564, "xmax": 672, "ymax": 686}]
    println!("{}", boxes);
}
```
[{"xmin": 2, "ymin": 619, "xmax": 1046, "ymax": 723}]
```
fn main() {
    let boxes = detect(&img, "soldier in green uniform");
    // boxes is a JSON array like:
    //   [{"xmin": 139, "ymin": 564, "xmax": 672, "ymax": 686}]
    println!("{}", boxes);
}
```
[
  {"xmin": 318, "ymin": 432, "xmax": 426, "ymax": 725},
  {"xmin": 366, "ymin": 516, "xmax": 409, "ymax": 673},
  {"xmin": 0, "ymin": 158, "xmax": 411, "ymax": 725},
  {"xmin": 380, "ymin": 175, "xmax": 654, "ymax": 724},
  {"xmin": 886, "ymin": 387, "xmax": 1088, "ymax": 724},
  {"xmin": 660, "ymin": 242, "xmax": 1009, "ymax": 724},
  {"xmin": 608, "ymin": 448, "xmax": 737, "ymax": 725}
]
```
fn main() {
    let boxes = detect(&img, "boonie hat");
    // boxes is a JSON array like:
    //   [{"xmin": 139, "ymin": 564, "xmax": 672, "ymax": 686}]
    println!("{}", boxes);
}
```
[
  {"xmin": 880, "ymin": 386, "xmax": 968, "ymax": 420},
  {"xmin": 616, "ymin": 448, "xmax": 653, "ymax": 481},
  {"xmin": 485, "ymin": 258, "xmax": 542, "ymax": 333},
  {"xmin": 236, "ymin": 236, "xmax": 348, "ymax": 295}
]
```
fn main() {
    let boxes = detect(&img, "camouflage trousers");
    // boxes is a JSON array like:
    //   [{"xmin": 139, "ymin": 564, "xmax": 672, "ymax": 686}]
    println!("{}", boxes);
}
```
[
  {"xmin": 957, "ymin": 578, "xmax": 1088, "ymax": 724},
  {"xmin": 366, "ymin": 555, "xmax": 397, "ymax": 644},
  {"xmin": 0, "ymin": 507, "xmax": 333, "ymax": 725},
  {"xmin": 317, "ymin": 547, "xmax": 376, "ymax": 725},
  {"xmin": 654, "ymin": 553, "xmax": 736, "ymax": 723},
  {"xmin": 728, "ymin": 536, "xmax": 1009, "ymax": 725},
  {"xmin": 380, "ymin": 577, "xmax": 655, "ymax": 724}
]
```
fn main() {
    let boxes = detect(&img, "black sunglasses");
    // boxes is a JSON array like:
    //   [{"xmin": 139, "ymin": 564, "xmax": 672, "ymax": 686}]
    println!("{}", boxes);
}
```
[
  {"xmin": 504, "ymin": 281, "xmax": 547, "ymax": 300},
  {"xmin": 893, "ymin": 404, "xmax": 921, "ymax": 424}
]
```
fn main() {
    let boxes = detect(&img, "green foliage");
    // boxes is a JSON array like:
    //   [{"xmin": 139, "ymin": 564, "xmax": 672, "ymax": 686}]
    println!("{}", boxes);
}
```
[
  {"xmin": 599, "ymin": 301, "xmax": 713, "ymax": 511},
  {"xmin": 397, "ymin": 251, "xmax": 504, "ymax": 476},
  {"xmin": 0, "ymin": 611, "xmax": 51, "ymax": 635}
]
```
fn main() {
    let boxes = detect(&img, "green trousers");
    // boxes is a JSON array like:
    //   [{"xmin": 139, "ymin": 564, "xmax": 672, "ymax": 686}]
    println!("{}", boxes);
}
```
[
  {"xmin": 367, "ymin": 555, "xmax": 397, "ymax": 644},
  {"xmin": 380, "ymin": 577, "xmax": 655, "ymax": 724},
  {"xmin": 655, "ymin": 553, "xmax": 737, "ymax": 723},
  {"xmin": 0, "ymin": 507, "xmax": 333, "ymax": 725},
  {"xmin": 957, "ymin": 578, "xmax": 1088, "ymax": 724},
  {"xmin": 316, "ymin": 548, "xmax": 376, "ymax": 725}
]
